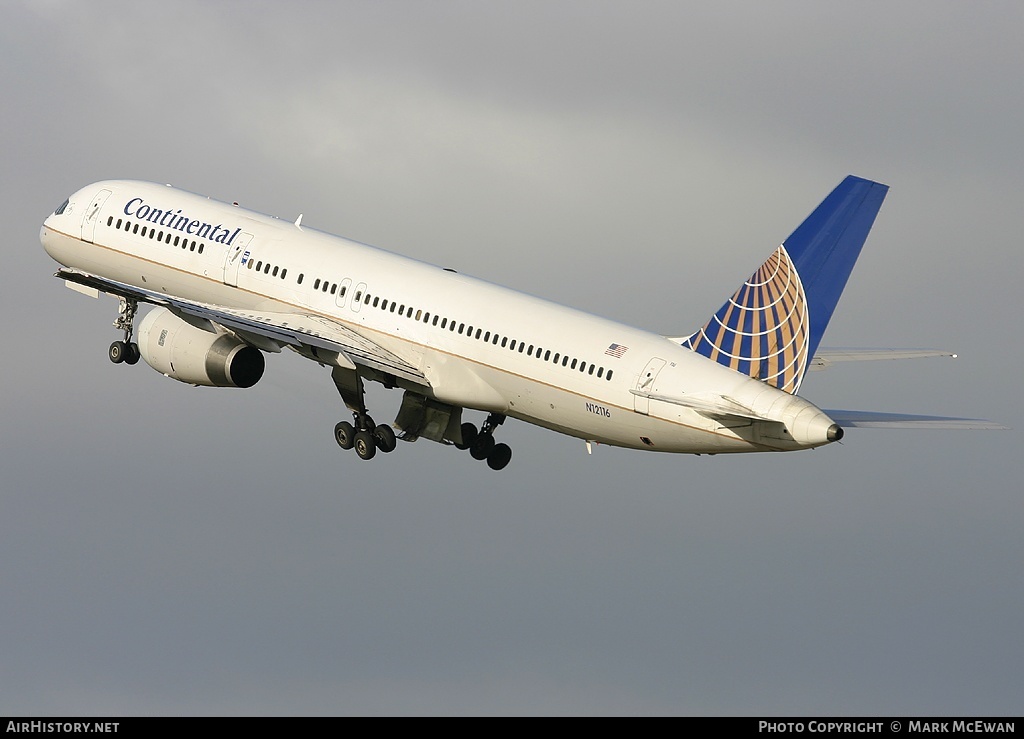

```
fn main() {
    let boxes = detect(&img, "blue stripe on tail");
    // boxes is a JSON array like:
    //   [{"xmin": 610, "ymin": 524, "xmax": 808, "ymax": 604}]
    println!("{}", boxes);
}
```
[{"xmin": 682, "ymin": 176, "xmax": 888, "ymax": 393}]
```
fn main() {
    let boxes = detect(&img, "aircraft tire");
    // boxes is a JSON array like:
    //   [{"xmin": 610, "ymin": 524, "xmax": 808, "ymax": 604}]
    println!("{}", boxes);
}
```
[
  {"xmin": 454, "ymin": 422, "xmax": 477, "ymax": 450},
  {"xmin": 108, "ymin": 341, "xmax": 127, "ymax": 364},
  {"xmin": 486, "ymin": 443, "xmax": 512, "ymax": 471},
  {"xmin": 334, "ymin": 421, "xmax": 356, "ymax": 450},
  {"xmin": 124, "ymin": 342, "xmax": 141, "ymax": 365},
  {"xmin": 354, "ymin": 430, "xmax": 377, "ymax": 460},
  {"xmin": 373, "ymin": 424, "xmax": 397, "ymax": 453},
  {"xmin": 469, "ymin": 433, "xmax": 495, "ymax": 461}
]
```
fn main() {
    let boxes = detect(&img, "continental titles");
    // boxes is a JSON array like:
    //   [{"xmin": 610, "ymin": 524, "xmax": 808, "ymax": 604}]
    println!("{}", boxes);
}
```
[{"xmin": 124, "ymin": 197, "xmax": 240, "ymax": 246}]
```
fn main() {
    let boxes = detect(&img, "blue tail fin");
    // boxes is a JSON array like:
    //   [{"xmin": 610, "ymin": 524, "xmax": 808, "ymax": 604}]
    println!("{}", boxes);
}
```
[{"xmin": 681, "ymin": 175, "xmax": 889, "ymax": 393}]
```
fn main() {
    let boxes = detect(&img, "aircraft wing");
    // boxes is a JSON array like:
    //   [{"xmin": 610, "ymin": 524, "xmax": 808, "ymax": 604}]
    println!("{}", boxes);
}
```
[
  {"xmin": 823, "ymin": 410, "xmax": 1009, "ymax": 430},
  {"xmin": 809, "ymin": 347, "xmax": 957, "ymax": 370},
  {"xmin": 56, "ymin": 268, "xmax": 427, "ymax": 385}
]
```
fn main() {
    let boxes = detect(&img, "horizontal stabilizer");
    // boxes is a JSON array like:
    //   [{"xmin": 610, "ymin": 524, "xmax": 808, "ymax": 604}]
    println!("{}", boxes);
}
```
[
  {"xmin": 826, "ymin": 410, "xmax": 1009, "ymax": 430},
  {"xmin": 811, "ymin": 348, "xmax": 957, "ymax": 370},
  {"xmin": 630, "ymin": 388, "xmax": 770, "ymax": 422}
]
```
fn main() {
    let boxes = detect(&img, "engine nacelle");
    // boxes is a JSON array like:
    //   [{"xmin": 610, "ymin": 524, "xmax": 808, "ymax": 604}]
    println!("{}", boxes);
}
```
[{"xmin": 138, "ymin": 308, "xmax": 265, "ymax": 388}]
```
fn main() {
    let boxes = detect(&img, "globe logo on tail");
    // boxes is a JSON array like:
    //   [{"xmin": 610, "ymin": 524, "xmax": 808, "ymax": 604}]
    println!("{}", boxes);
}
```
[{"xmin": 682, "ymin": 245, "xmax": 810, "ymax": 394}]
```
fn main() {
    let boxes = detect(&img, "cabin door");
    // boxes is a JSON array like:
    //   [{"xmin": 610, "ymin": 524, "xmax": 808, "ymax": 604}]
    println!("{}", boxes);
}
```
[
  {"xmin": 222, "ymin": 232, "xmax": 253, "ymax": 286},
  {"xmin": 81, "ymin": 189, "xmax": 111, "ymax": 243}
]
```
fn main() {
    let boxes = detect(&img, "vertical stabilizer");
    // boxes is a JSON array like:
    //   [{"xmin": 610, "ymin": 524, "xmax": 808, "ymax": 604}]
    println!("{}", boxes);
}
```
[{"xmin": 681, "ymin": 176, "xmax": 888, "ymax": 393}]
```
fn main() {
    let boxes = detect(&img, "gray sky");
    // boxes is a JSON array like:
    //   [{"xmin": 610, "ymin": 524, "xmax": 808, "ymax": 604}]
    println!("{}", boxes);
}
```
[{"xmin": 2, "ymin": 0, "xmax": 1021, "ymax": 715}]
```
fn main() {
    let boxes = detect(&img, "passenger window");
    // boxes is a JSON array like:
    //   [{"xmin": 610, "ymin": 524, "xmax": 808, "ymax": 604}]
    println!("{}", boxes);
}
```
[{"xmin": 273, "ymin": 266, "xmax": 280, "ymax": 277}]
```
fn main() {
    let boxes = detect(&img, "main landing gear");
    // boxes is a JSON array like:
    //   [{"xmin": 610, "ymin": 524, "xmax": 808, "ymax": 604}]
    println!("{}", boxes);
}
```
[
  {"xmin": 108, "ymin": 297, "xmax": 140, "ymax": 365},
  {"xmin": 331, "ymin": 366, "xmax": 397, "ymax": 461},
  {"xmin": 455, "ymin": 412, "xmax": 513, "ymax": 471},
  {"xmin": 329, "ymin": 367, "xmax": 513, "ymax": 469},
  {"xmin": 334, "ymin": 412, "xmax": 397, "ymax": 461}
]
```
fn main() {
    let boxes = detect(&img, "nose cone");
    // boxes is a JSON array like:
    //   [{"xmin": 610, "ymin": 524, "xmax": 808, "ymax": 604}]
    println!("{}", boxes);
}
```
[{"xmin": 40, "ymin": 219, "xmax": 60, "ymax": 261}]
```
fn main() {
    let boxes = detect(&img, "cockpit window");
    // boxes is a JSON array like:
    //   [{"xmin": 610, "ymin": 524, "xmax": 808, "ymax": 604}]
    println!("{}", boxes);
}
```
[{"xmin": 54, "ymin": 198, "xmax": 70, "ymax": 215}]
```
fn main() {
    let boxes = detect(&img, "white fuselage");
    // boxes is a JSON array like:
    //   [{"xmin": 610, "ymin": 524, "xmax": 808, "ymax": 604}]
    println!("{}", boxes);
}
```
[{"xmin": 41, "ymin": 180, "xmax": 840, "ymax": 454}]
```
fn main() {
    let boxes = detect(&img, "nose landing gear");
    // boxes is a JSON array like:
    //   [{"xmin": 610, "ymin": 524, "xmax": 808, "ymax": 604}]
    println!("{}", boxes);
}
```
[{"xmin": 108, "ymin": 297, "xmax": 140, "ymax": 365}]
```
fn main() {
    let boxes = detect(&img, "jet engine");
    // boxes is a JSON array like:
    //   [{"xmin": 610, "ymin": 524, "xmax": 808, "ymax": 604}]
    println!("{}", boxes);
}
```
[{"xmin": 138, "ymin": 308, "xmax": 265, "ymax": 388}]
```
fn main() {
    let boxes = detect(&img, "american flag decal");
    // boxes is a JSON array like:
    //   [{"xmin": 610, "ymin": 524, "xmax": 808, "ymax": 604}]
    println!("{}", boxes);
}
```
[{"xmin": 605, "ymin": 343, "xmax": 628, "ymax": 358}]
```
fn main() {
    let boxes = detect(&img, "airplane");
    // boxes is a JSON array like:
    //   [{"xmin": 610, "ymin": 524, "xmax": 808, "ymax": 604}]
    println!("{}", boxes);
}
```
[{"xmin": 39, "ymin": 175, "xmax": 1004, "ymax": 470}]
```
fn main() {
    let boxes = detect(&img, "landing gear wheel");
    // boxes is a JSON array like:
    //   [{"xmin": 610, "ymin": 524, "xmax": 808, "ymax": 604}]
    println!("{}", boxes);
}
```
[
  {"xmin": 108, "ymin": 341, "xmax": 127, "ymax": 364},
  {"xmin": 454, "ymin": 422, "xmax": 478, "ymax": 450},
  {"xmin": 354, "ymin": 430, "xmax": 377, "ymax": 460},
  {"xmin": 334, "ymin": 421, "xmax": 356, "ymax": 450},
  {"xmin": 470, "ymin": 433, "xmax": 495, "ymax": 461},
  {"xmin": 373, "ymin": 424, "xmax": 397, "ymax": 453},
  {"xmin": 487, "ymin": 443, "xmax": 512, "ymax": 471},
  {"xmin": 124, "ymin": 342, "xmax": 141, "ymax": 365}
]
